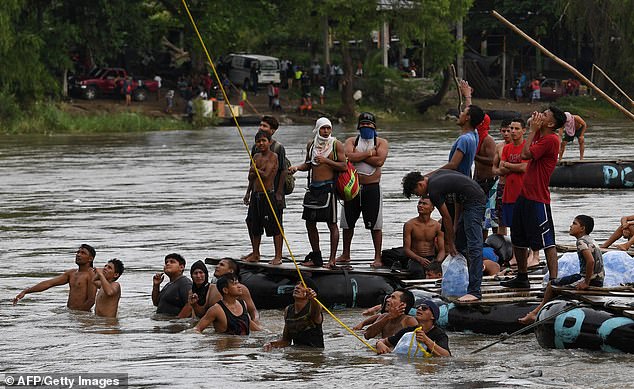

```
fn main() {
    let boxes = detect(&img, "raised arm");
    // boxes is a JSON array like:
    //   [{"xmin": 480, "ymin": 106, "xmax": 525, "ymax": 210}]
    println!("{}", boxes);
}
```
[
  {"xmin": 95, "ymin": 268, "xmax": 120, "ymax": 297},
  {"xmin": 13, "ymin": 271, "xmax": 71, "ymax": 305}
]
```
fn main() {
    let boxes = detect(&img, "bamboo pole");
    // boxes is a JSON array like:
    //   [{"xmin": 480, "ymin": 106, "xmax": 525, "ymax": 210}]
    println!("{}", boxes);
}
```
[
  {"xmin": 491, "ymin": 10, "xmax": 634, "ymax": 121},
  {"xmin": 592, "ymin": 64, "xmax": 634, "ymax": 106}
]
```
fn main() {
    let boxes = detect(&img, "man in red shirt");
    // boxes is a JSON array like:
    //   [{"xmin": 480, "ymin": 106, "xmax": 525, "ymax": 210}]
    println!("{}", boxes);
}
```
[{"xmin": 501, "ymin": 107, "xmax": 567, "ymax": 289}]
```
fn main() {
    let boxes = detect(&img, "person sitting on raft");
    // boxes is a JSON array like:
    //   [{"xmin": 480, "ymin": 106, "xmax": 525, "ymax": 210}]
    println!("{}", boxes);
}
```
[
  {"xmin": 364, "ymin": 288, "xmax": 417, "ymax": 339},
  {"xmin": 375, "ymin": 299, "xmax": 451, "ymax": 357},
  {"xmin": 194, "ymin": 274, "xmax": 253, "ymax": 335},
  {"xmin": 264, "ymin": 277, "xmax": 324, "ymax": 350},
  {"xmin": 600, "ymin": 214, "xmax": 634, "ymax": 252},
  {"xmin": 518, "ymin": 215, "xmax": 604, "ymax": 325}
]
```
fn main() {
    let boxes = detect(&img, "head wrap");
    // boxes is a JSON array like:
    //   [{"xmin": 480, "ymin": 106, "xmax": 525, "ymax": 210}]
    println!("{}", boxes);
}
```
[
  {"xmin": 313, "ymin": 117, "xmax": 332, "ymax": 134},
  {"xmin": 190, "ymin": 260, "xmax": 209, "ymax": 306},
  {"xmin": 476, "ymin": 114, "xmax": 491, "ymax": 153}
]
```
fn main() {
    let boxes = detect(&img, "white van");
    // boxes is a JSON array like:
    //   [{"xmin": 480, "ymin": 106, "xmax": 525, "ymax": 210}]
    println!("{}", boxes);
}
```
[{"xmin": 223, "ymin": 54, "xmax": 281, "ymax": 88}]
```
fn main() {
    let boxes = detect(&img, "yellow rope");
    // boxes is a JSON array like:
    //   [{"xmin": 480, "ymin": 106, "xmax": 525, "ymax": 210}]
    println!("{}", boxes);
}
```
[
  {"xmin": 180, "ymin": 0, "xmax": 377, "ymax": 354},
  {"xmin": 407, "ymin": 327, "xmax": 433, "ymax": 360}
]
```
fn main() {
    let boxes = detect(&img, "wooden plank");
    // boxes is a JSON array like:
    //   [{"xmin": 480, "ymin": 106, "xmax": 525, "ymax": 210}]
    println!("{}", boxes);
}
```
[
  {"xmin": 452, "ymin": 296, "xmax": 542, "ymax": 305},
  {"xmin": 556, "ymin": 243, "xmax": 634, "ymax": 256}
]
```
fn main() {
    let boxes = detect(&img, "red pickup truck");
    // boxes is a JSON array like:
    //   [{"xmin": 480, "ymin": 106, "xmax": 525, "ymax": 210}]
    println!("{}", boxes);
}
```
[{"xmin": 70, "ymin": 67, "xmax": 159, "ymax": 102}]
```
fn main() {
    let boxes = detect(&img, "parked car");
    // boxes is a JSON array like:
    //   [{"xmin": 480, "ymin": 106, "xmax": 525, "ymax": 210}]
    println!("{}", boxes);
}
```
[
  {"xmin": 540, "ymin": 78, "xmax": 565, "ymax": 101},
  {"xmin": 223, "ymin": 54, "xmax": 281, "ymax": 88},
  {"xmin": 70, "ymin": 67, "xmax": 159, "ymax": 102}
]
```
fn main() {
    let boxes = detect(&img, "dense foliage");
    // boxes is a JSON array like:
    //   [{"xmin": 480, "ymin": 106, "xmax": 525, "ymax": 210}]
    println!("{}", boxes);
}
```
[{"xmin": 0, "ymin": 0, "xmax": 631, "ymax": 126}]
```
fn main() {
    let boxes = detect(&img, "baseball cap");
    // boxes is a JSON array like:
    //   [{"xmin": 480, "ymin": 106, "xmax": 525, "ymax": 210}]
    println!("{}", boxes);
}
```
[{"xmin": 357, "ymin": 112, "xmax": 376, "ymax": 128}]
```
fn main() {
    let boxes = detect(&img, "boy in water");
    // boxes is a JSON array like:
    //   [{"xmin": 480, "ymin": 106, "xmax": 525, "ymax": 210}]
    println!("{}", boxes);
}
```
[
  {"xmin": 264, "ymin": 277, "xmax": 324, "ymax": 350},
  {"xmin": 243, "ymin": 130, "xmax": 281, "ymax": 264},
  {"xmin": 93, "ymin": 258, "xmax": 124, "ymax": 318},
  {"xmin": 518, "ymin": 215, "xmax": 604, "ymax": 324},
  {"xmin": 194, "ymin": 274, "xmax": 251, "ymax": 335}
]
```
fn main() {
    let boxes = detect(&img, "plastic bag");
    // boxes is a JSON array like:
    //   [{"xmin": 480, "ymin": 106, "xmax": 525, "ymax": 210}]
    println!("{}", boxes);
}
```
[
  {"xmin": 441, "ymin": 253, "xmax": 468, "ymax": 297},
  {"xmin": 393, "ymin": 330, "xmax": 431, "ymax": 359},
  {"xmin": 544, "ymin": 251, "xmax": 634, "ymax": 286}
]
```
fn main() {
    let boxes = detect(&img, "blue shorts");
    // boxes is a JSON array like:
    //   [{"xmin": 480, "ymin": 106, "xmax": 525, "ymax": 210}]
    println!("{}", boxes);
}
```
[
  {"xmin": 501, "ymin": 203, "xmax": 515, "ymax": 227},
  {"xmin": 510, "ymin": 196, "xmax": 555, "ymax": 250}
]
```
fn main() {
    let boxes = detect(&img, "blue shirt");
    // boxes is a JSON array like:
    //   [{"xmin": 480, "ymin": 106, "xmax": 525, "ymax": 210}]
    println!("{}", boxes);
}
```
[{"xmin": 448, "ymin": 131, "xmax": 478, "ymax": 177}]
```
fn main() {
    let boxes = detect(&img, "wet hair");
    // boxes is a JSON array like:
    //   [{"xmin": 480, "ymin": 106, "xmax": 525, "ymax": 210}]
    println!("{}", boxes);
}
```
[
  {"xmin": 500, "ymin": 119, "xmax": 512, "ymax": 128},
  {"xmin": 223, "ymin": 258, "xmax": 240, "ymax": 277},
  {"xmin": 402, "ymin": 171, "xmax": 424, "ymax": 199},
  {"xmin": 255, "ymin": 130, "xmax": 271, "ymax": 142},
  {"xmin": 261, "ymin": 115, "xmax": 279, "ymax": 130},
  {"xmin": 395, "ymin": 288, "xmax": 415, "ymax": 315},
  {"xmin": 511, "ymin": 118, "xmax": 526, "ymax": 128},
  {"xmin": 80, "ymin": 244, "xmax": 96, "ymax": 258},
  {"xmin": 424, "ymin": 261, "xmax": 442, "ymax": 276},
  {"xmin": 297, "ymin": 275, "xmax": 319, "ymax": 295},
  {"xmin": 548, "ymin": 106, "xmax": 567, "ymax": 129},
  {"xmin": 165, "ymin": 253, "xmax": 186, "ymax": 267},
  {"xmin": 575, "ymin": 215, "xmax": 594, "ymax": 234},
  {"xmin": 467, "ymin": 105, "xmax": 485, "ymax": 128},
  {"xmin": 216, "ymin": 273, "xmax": 238, "ymax": 297},
  {"xmin": 108, "ymin": 258, "xmax": 125, "ymax": 280}
]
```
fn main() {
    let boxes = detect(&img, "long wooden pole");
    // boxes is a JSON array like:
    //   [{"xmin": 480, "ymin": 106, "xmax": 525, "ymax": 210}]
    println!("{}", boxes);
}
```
[{"xmin": 491, "ymin": 10, "xmax": 634, "ymax": 121}]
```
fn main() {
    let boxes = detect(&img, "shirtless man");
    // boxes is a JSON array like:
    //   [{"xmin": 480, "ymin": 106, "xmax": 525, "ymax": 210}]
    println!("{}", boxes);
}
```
[
  {"xmin": 194, "ymin": 274, "xmax": 252, "ymax": 335},
  {"xmin": 189, "ymin": 258, "xmax": 260, "ymax": 328},
  {"xmin": 491, "ymin": 119, "xmax": 513, "ymax": 236},
  {"xmin": 243, "ymin": 130, "xmax": 282, "ymax": 264},
  {"xmin": 13, "ymin": 244, "xmax": 97, "ymax": 311},
  {"xmin": 403, "ymin": 196, "xmax": 445, "ymax": 279},
  {"xmin": 337, "ymin": 112, "xmax": 389, "ymax": 267},
  {"xmin": 289, "ymin": 117, "xmax": 347, "ymax": 268},
  {"xmin": 363, "ymin": 288, "xmax": 417, "ymax": 339},
  {"xmin": 558, "ymin": 112, "xmax": 587, "ymax": 161},
  {"xmin": 93, "ymin": 258, "xmax": 124, "ymax": 318},
  {"xmin": 152, "ymin": 253, "xmax": 192, "ymax": 318}
]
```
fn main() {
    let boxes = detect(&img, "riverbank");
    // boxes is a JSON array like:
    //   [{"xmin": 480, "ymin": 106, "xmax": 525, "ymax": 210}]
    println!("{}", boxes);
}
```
[{"xmin": 2, "ymin": 87, "xmax": 628, "ymax": 135}]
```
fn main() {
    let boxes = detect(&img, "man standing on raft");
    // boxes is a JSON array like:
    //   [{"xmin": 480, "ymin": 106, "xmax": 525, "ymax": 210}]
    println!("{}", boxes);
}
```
[
  {"xmin": 289, "ymin": 117, "xmax": 346, "ymax": 269},
  {"xmin": 337, "ymin": 112, "xmax": 389, "ymax": 268}
]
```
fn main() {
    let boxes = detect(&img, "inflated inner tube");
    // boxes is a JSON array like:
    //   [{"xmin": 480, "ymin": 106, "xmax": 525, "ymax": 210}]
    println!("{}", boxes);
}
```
[
  {"xmin": 240, "ymin": 269, "xmax": 399, "ymax": 309},
  {"xmin": 534, "ymin": 300, "xmax": 634, "ymax": 353}
]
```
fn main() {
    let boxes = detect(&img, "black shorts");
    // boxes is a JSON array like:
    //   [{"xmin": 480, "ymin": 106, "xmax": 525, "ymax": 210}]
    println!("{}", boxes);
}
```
[
  {"xmin": 246, "ymin": 191, "xmax": 281, "ymax": 237},
  {"xmin": 302, "ymin": 184, "xmax": 337, "ymax": 224},
  {"xmin": 510, "ymin": 196, "xmax": 555, "ymax": 250},
  {"xmin": 340, "ymin": 183, "xmax": 383, "ymax": 230},
  {"xmin": 562, "ymin": 127, "xmax": 583, "ymax": 142}
]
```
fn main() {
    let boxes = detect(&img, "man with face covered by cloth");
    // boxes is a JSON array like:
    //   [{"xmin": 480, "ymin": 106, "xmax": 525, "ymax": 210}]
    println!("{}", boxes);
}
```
[
  {"xmin": 289, "ymin": 117, "xmax": 347, "ymax": 269},
  {"xmin": 336, "ymin": 112, "xmax": 389, "ymax": 268}
]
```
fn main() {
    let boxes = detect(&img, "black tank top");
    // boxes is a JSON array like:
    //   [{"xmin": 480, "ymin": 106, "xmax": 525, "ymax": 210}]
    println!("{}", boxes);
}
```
[
  {"xmin": 285, "ymin": 303, "xmax": 324, "ymax": 348},
  {"xmin": 218, "ymin": 300, "xmax": 250, "ymax": 335}
]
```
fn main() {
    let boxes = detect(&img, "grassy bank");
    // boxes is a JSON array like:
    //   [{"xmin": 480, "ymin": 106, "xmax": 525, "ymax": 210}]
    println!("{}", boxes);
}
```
[
  {"xmin": 554, "ymin": 95, "xmax": 629, "ymax": 121},
  {"xmin": 1, "ymin": 101, "xmax": 191, "ymax": 135}
]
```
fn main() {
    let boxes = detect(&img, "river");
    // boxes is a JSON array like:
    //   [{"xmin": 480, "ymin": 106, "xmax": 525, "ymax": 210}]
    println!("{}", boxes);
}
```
[{"xmin": 1, "ymin": 119, "xmax": 633, "ymax": 388}]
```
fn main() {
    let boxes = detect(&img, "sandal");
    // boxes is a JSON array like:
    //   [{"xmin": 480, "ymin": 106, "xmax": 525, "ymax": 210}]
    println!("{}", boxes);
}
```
[{"xmin": 302, "ymin": 251, "xmax": 323, "ymax": 268}]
